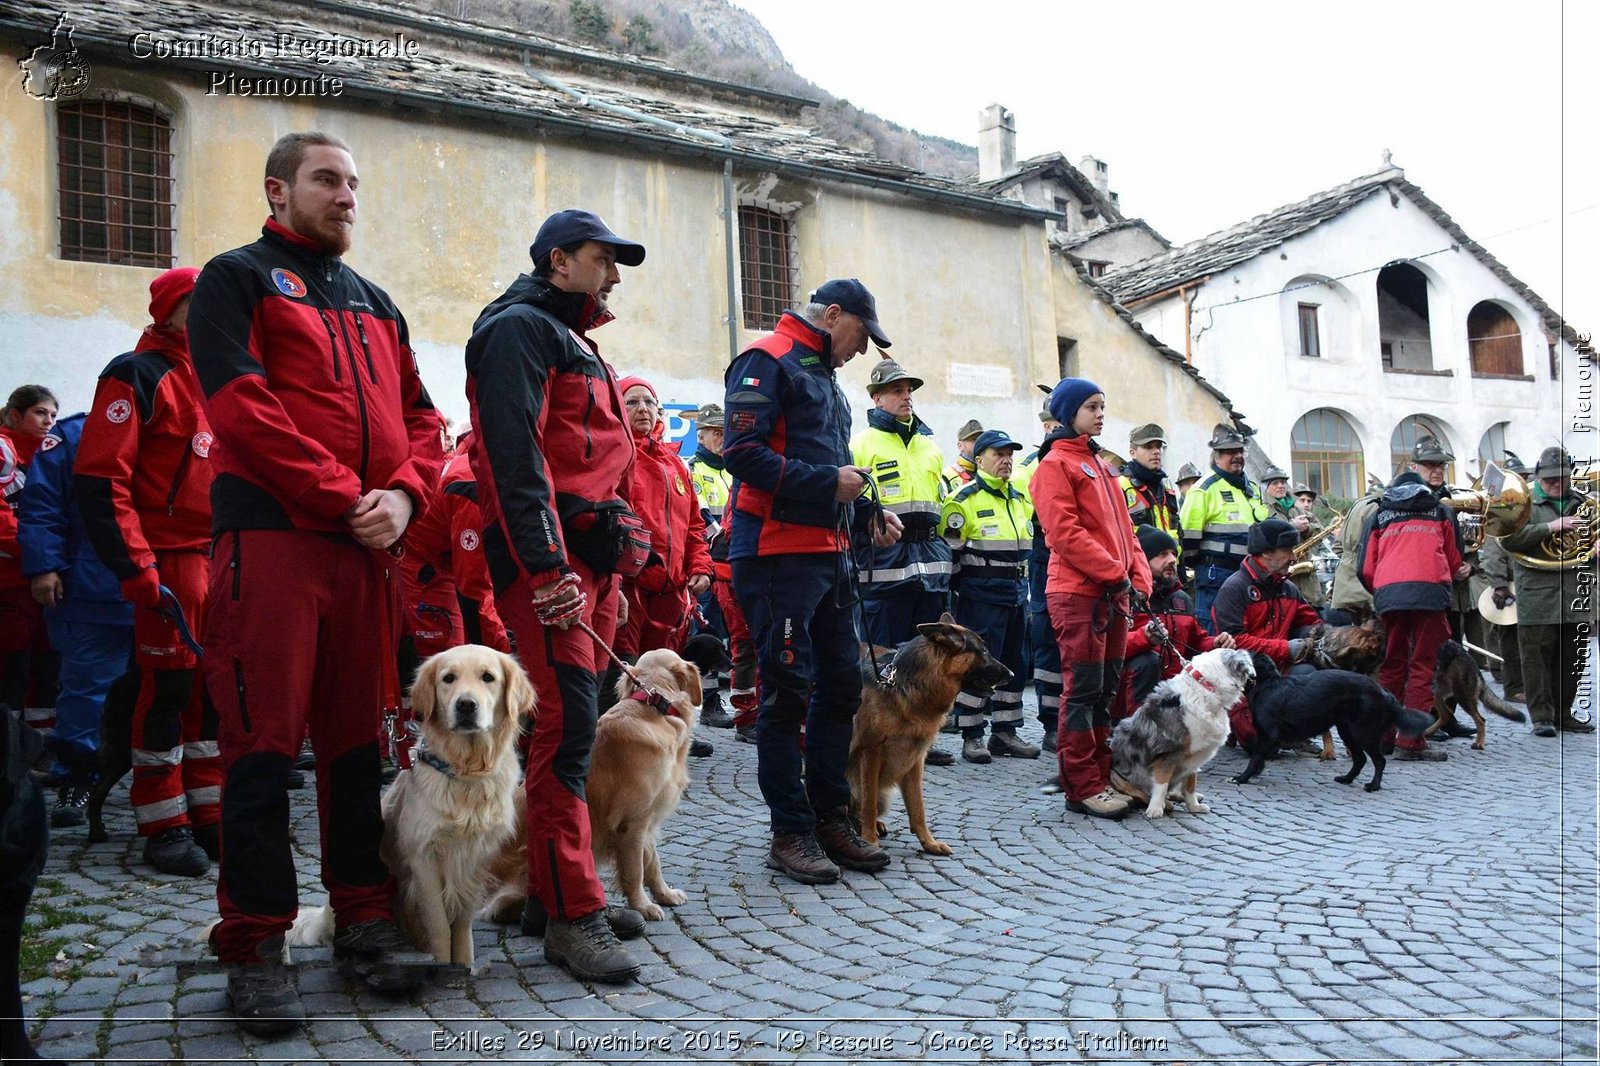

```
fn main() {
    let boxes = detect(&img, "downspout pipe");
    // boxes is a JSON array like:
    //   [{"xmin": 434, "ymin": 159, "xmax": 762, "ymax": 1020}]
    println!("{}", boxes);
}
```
[{"xmin": 723, "ymin": 160, "xmax": 739, "ymax": 367}]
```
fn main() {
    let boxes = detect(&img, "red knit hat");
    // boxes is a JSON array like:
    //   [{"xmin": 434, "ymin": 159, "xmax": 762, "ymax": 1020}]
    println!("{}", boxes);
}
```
[
  {"xmin": 616, "ymin": 375, "xmax": 657, "ymax": 399},
  {"xmin": 149, "ymin": 267, "xmax": 200, "ymax": 327}
]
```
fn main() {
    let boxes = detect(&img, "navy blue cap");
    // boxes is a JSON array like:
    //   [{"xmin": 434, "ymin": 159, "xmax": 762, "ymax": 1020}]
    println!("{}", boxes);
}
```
[
  {"xmin": 530, "ymin": 209, "xmax": 645, "ymax": 270},
  {"xmin": 972, "ymin": 429, "xmax": 1023, "ymax": 455},
  {"xmin": 810, "ymin": 278, "xmax": 891, "ymax": 348}
]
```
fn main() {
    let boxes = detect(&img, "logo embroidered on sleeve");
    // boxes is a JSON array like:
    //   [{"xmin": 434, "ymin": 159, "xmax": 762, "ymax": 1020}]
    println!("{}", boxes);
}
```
[
  {"xmin": 740, "ymin": 376, "xmax": 761, "ymax": 387},
  {"xmin": 105, "ymin": 399, "xmax": 132, "ymax": 424},
  {"xmin": 38, "ymin": 435, "xmax": 60, "ymax": 452},
  {"xmin": 270, "ymin": 268, "xmax": 307, "ymax": 298},
  {"xmin": 729, "ymin": 411, "xmax": 757, "ymax": 432},
  {"xmin": 191, "ymin": 431, "xmax": 214, "ymax": 457},
  {"xmin": 459, "ymin": 528, "xmax": 480, "ymax": 551},
  {"xmin": 945, "ymin": 513, "xmax": 965, "ymax": 530}
]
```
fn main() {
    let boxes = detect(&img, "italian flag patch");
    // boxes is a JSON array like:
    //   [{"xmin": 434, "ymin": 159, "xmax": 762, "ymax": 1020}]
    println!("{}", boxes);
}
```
[{"xmin": 740, "ymin": 376, "xmax": 761, "ymax": 387}]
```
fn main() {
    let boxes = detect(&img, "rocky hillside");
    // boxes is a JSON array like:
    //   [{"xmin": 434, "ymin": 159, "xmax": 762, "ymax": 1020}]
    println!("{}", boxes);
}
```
[{"xmin": 410, "ymin": 0, "xmax": 979, "ymax": 179}]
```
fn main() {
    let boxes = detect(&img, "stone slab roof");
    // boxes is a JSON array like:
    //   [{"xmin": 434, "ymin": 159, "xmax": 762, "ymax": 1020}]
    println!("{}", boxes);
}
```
[
  {"xmin": 0, "ymin": 0, "xmax": 1054, "ymax": 222},
  {"xmin": 1103, "ymin": 165, "xmax": 1581, "ymax": 345},
  {"xmin": 975, "ymin": 151, "xmax": 1124, "ymax": 223},
  {"xmin": 1053, "ymin": 217, "xmax": 1171, "ymax": 253}
]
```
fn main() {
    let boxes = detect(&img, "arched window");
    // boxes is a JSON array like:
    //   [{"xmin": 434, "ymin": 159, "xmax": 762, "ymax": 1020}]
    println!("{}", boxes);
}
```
[
  {"xmin": 1390, "ymin": 415, "xmax": 1455, "ymax": 482},
  {"xmin": 1377, "ymin": 262, "xmax": 1432, "ymax": 371},
  {"xmin": 1468, "ymin": 301, "xmax": 1523, "ymax": 376},
  {"xmin": 1477, "ymin": 422, "xmax": 1511, "ymax": 472},
  {"xmin": 1291, "ymin": 409, "xmax": 1364, "ymax": 500},
  {"xmin": 57, "ymin": 98, "xmax": 174, "ymax": 266}
]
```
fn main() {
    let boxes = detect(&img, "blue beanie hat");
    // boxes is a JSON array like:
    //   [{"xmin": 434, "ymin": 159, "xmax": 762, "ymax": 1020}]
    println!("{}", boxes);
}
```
[{"xmin": 1048, "ymin": 377, "xmax": 1104, "ymax": 430}]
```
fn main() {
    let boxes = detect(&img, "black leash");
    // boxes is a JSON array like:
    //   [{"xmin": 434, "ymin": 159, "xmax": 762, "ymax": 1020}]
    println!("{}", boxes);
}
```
[{"xmin": 837, "ymin": 472, "xmax": 894, "ymax": 686}]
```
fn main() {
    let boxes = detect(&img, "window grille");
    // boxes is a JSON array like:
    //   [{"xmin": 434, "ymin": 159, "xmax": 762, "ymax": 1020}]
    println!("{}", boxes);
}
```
[
  {"xmin": 58, "ymin": 99, "xmax": 174, "ymax": 267},
  {"xmin": 738, "ymin": 206, "xmax": 793, "ymax": 331}
]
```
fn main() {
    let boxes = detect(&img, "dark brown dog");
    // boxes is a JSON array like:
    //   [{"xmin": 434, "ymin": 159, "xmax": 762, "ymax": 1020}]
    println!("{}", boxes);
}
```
[
  {"xmin": 1304, "ymin": 618, "xmax": 1387, "ymax": 759},
  {"xmin": 848, "ymin": 615, "xmax": 1011, "ymax": 857},
  {"xmin": 1429, "ymin": 639, "xmax": 1525, "ymax": 750}
]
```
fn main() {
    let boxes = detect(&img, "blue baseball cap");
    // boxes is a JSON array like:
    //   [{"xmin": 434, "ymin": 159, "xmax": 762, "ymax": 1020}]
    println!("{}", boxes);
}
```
[
  {"xmin": 972, "ymin": 429, "xmax": 1023, "ymax": 456},
  {"xmin": 810, "ymin": 278, "xmax": 891, "ymax": 348},
  {"xmin": 530, "ymin": 209, "xmax": 646, "ymax": 270}
]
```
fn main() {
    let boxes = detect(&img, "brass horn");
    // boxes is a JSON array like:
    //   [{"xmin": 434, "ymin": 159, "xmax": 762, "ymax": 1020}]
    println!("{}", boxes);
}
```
[
  {"xmin": 1444, "ymin": 462, "xmax": 1531, "ymax": 553},
  {"xmin": 1507, "ymin": 468, "xmax": 1599, "ymax": 572}
]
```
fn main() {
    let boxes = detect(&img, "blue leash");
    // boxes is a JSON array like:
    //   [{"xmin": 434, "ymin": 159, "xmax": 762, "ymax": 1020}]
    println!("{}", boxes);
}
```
[{"xmin": 155, "ymin": 584, "xmax": 204, "ymax": 657}]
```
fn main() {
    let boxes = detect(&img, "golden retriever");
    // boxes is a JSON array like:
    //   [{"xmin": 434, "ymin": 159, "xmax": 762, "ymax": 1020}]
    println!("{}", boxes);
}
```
[
  {"xmin": 288, "ymin": 644, "xmax": 532, "ymax": 969},
  {"xmin": 383, "ymin": 645, "xmax": 531, "ymax": 967},
  {"xmin": 484, "ymin": 648, "xmax": 698, "ymax": 924}
]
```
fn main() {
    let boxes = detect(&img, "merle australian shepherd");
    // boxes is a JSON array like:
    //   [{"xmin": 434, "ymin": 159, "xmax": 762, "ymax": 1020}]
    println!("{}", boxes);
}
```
[{"xmin": 1235, "ymin": 653, "xmax": 1433, "ymax": 792}]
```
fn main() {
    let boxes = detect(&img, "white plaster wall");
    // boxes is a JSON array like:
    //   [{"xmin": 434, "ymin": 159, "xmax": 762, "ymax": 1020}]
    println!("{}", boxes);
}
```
[{"xmin": 1134, "ymin": 191, "xmax": 1579, "ymax": 483}]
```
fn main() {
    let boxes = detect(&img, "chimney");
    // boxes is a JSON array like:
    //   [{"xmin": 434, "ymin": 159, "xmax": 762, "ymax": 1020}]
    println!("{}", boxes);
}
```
[
  {"xmin": 978, "ymin": 103, "xmax": 1016, "ymax": 182},
  {"xmin": 1080, "ymin": 154, "xmax": 1110, "ymax": 196}
]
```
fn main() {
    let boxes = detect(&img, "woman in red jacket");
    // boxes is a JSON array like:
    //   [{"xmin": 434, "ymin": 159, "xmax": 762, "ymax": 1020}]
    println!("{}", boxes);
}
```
[
  {"xmin": 0, "ymin": 385, "xmax": 60, "ymax": 726},
  {"xmin": 616, "ymin": 377, "xmax": 713, "ymax": 659},
  {"xmin": 1030, "ymin": 378, "xmax": 1152, "ymax": 820}
]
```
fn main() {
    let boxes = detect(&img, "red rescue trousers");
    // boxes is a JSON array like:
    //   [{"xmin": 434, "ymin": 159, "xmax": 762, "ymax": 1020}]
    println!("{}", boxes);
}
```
[
  {"xmin": 499, "ymin": 558, "xmax": 620, "ymax": 923},
  {"xmin": 204, "ymin": 530, "xmax": 397, "ymax": 964},
  {"xmin": 1048, "ymin": 590, "xmax": 1129, "ymax": 803},
  {"xmin": 129, "ymin": 549, "xmax": 219, "ymax": 836},
  {"xmin": 1378, "ymin": 609, "xmax": 1450, "ymax": 749}
]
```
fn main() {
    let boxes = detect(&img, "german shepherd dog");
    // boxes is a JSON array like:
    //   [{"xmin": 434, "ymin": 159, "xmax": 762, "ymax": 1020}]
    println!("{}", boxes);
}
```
[
  {"xmin": 848, "ymin": 616, "xmax": 1011, "ymax": 857},
  {"xmin": 1235, "ymin": 653, "xmax": 1433, "ymax": 792},
  {"xmin": 1430, "ymin": 639, "xmax": 1525, "ymax": 750}
]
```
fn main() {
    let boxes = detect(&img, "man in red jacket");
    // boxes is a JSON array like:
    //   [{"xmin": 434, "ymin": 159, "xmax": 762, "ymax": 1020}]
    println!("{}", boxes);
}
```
[
  {"xmin": 1115, "ymin": 526, "xmax": 1233, "ymax": 719},
  {"xmin": 467, "ymin": 209, "xmax": 649, "ymax": 984},
  {"xmin": 1030, "ymin": 377, "xmax": 1152, "ymax": 821},
  {"xmin": 188, "ymin": 132, "xmax": 443, "ymax": 1034},
  {"xmin": 1358, "ymin": 470, "xmax": 1458, "ymax": 761},
  {"xmin": 75, "ymin": 266, "xmax": 217, "ymax": 878},
  {"xmin": 1211, "ymin": 519, "xmax": 1323, "ymax": 672}
]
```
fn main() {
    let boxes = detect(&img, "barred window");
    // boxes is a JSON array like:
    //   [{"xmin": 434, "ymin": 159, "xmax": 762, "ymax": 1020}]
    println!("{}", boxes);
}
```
[
  {"xmin": 1291, "ymin": 408, "xmax": 1364, "ymax": 500},
  {"xmin": 58, "ymin": 99, "xmax": 174, "ymax": 267},
  {"xmin": 738, "ymin": 205, "xmax": 793, "ymax": 331}
]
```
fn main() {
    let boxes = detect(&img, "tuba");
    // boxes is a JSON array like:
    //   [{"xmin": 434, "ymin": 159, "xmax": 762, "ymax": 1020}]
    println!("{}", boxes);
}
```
[
  {"xmin": 1444, "ymin": 462, "xmax": 1531, "ymax": 553},
  {"xmin": 1505, "ymin": 469, "xmax": 1599, "ymax": 572}
]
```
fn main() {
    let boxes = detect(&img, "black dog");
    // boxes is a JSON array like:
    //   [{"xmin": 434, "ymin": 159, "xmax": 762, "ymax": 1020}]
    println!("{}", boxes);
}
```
[
  {"xmin": 1234, "ymin": 653, "xmax": 1432, "ymax": 792},
  {"xmin": 2, "ymin": 706, "xmax": 66, "ymax": 1065},
  {"xmin": 85, "ymin": 671, "xmax": 139, "ymax": 845},
  {"xmin": 677, "ymin": 632, "xmax": 732, "ymax": 677}
]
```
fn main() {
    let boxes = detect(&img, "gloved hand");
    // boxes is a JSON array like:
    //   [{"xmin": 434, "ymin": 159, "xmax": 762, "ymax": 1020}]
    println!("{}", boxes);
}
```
[
  {"xmin": 1144, "ymin": 619, "xmax": 1169, "ymax": 644},
  {"xmin": 1492, "ymin": 586, "xmax": 1514, "ymax": 609},
  {"xmin": 531, "ymin": 571, "xmax": 586, "ymax": 629},
  {"xmin": 1287, "ymin": 638, "xmax": 1311, "ymax": 663},
  {"xmin": 1106, "ymin": 578, "xmax": 1132, "ymax": 597},
  {"xmin": 121, "ymin": 566, "xmax": 162, "ymax": 610}
]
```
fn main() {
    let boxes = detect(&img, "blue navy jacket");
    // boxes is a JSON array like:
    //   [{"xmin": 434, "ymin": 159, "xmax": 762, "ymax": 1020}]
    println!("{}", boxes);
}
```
[
  {"xmin": 724, "ymin": 312, "xmax": 858, "ymax": 560},
  {"xmin": 16, "ymin": 414, "xmax": 133, "ymax": 626}
]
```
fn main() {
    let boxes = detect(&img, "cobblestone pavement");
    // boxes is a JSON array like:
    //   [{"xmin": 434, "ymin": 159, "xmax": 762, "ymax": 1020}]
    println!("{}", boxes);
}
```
[{"xmin": 22, "ymin": 672, "xmax": 1600, "ymax": 1065}]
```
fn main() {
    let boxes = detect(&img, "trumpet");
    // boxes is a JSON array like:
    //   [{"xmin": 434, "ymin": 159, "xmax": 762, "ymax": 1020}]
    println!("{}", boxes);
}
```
[{"xmin": 1287, "ymin": 509, "xmax": 1344, "ymax": 578}]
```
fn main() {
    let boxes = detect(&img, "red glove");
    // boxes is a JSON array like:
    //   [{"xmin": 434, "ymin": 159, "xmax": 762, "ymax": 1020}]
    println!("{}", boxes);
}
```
[{"xmin": 121, "ymin": 567, "xmax": 162, "ymax": 610}]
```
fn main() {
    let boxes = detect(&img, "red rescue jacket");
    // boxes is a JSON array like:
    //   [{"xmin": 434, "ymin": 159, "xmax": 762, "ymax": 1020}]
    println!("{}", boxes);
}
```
[
  {"xmin": 1030, "ymin": 430, "xmax": 1152, "ymax": 598},
  {"xmin": 403, "ymin": 439, "xmax": 509, "ymax": 652},
  {"xmin": 188, "ymin": 218, "xmax": 441, "ymax": 535},
  {"xmin": 74, "ymin": 326, "xmax": 214, "ymax": 576},
  {"xmin": 1358, "ymin": 479, "xmax": 1463, "ymax": 614},
  {"xmin": 625, "ymin": 425, "xmax": 713, "ymax": 593},
  {"xmin": 1212, "ymin": 556, "xmax": 1322, "ymax": 669}
]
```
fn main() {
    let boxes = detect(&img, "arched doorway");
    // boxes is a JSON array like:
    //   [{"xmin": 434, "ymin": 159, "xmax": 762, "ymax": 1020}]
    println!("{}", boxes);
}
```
[
  {"xmin": 1291, "ymin": 409, "xmax": 1364, "ymax": 501},
  {"xmin": 1468, "ymin": 301, "xmax": 1523, "ymax": 376}
]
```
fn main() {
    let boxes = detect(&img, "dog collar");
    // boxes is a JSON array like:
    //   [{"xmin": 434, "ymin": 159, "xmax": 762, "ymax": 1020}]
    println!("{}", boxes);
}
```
[
  {"xmin": 1183, "ymin": 664, "xmax": 1217, "ymax": 693},
  {"xmin": 630, "ymin": 688, "xmax": 680, "ymax": 718},
  {"xmin": 415, "ymin": 747, "xmax": 457, "ymax": 779}
]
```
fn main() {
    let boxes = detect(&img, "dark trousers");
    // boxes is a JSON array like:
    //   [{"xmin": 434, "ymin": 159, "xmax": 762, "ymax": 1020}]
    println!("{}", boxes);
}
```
[
  {"xmin": 733, "ymin": 554, "xmax": 860, "ymax": 835},
  {"xmin": 1491, "ymin": 623, "xmax": 1525, "ymax": 693},
  {"xmin": 952, "ymin": 595, "xmax": 1027, "ymax": 738},
  {"xmin": 1048, "ymin": 590, "xmax": 1128, "ymax": 803},
  {"xmin": 713, "ymin": 577, "xmax": 758, "ymax": 721},
  {"xmin": 44, "ymin": 615, "xmax": 132, "ymax": 776},
  {"xmin": 1029, "ymin": 606, "xmax": 1061, "ymax": 733},
  {"xmin": 1120, "ymin": 651, "xmax": 1165, "ymax": 718},
  {"xmin": 1520, "ymin": 623, "xmax": 1591, "ymax": 726},
  {"xmin": 861, "ymin": 586, "xmax": 947, "ymax": 648},
  {"xmin": 1193, "ymin": 563, "xmax": 1236, "ymax": 635},
  {"xmin": 205, "ymin": 531, "xmax": 398, "ymax": 964}
]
